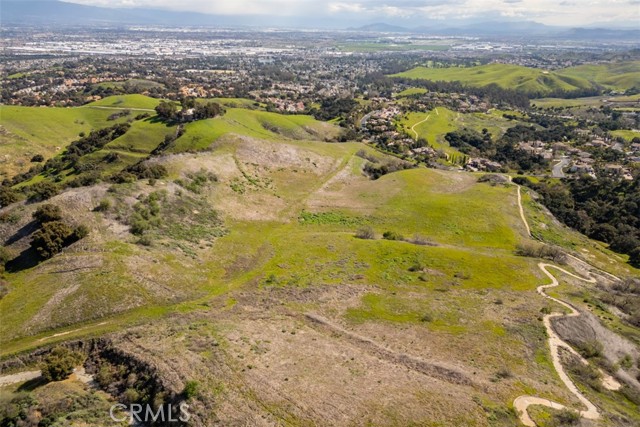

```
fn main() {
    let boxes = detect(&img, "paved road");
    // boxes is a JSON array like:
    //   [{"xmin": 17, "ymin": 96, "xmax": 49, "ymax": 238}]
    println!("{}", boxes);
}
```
[{"xmin": 551, "ymin": 157, "xmax": 569, "ymax": 178}]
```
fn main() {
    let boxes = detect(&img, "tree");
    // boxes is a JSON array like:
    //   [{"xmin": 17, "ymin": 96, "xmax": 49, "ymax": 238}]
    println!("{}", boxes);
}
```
[
  {"xmin": 155, "ymin": 101, "xmax": 177, "ymax": 121},
  {"xmin": 41, "ymin": 347, "xmax": 85, "ymax": 382},
  {"xmin": 0, "ymin": 187, "xmax": 19, "ymax": 207},
  {"xmin": 27, "ymin": 181, "xmax": 59, "ymax": 202},
  {"xmin": 30, "ymin": 221, "xmax": 74, "ymax": 259},
  {"xmin": 32, "ymin": 204, "xmax": 63, "ymax": 223}
]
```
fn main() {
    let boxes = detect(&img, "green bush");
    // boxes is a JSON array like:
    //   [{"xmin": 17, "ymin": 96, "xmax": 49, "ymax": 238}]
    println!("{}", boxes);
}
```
[
  {"xmin": 576, "ymin": 340, "xmax": 603, "ymax": 359},
  {"xmin": 73, "ymin": 224, "xmax": 90, "ymax": 240},
  {"xmin": 355, "ymin": 226, "xmax": 375, "ymax": 240},
  {"xmin": 30, "ymin": 221, "xmax": 74, "ymax": 259},
  {"xmin": 94, "ymin": 199, "xmax": 112, "ymax": 212},
  {"xmin": 27, "ymin": 181, "xmax": 59, "ymax": 202},
  {"xmin": 32, "ymin": 204, "xmax": 63, "ymax": 223},
  {"xmin": 382, "ymin": 230, "xmax": 404, "ymax": 241},
  {"xmin": 41, "ymin": 347, "xmax": 85, "ymax": 382},
  {"xmin": 0, "ymin": 247, "xmax": 13, "ymax": 272},
  {"xmin": 550, "ymin": 409, "xmax": 579, "ymax": 426},
  {"xmin": 0, "ymin": 186, "xmax": 20, "ymax": 207},
  {"xmin": 183, "ymin": 380, "xmax": 200, "ymax": 400}
]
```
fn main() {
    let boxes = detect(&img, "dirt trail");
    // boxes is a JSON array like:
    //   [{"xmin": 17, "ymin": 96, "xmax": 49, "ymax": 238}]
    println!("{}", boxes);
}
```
[
  {"xmin": 513, "ymin": 185, "xmax": 621, "ymax": 426},
  {"xmin": 304, "ymin": 313, "xmax": 473, "ymax": 386},
  {"xmin": 81, "ymin": 106, "xmax": 156, "ymax": 112},
  {"xmin": 0, "ymin": 370, "xmax": 41, "ymax": 387},
  {"xmin": 410, "ymin": 114, "xmax": 430, "ymax": 140}
]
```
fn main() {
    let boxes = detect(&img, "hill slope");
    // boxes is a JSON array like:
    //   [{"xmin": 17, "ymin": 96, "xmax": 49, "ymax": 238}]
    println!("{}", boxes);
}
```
[
  {"xmin": 391, "ymin": 62, "xmax": 640, "ymax": 93},
  {"xmin": 1, "ymin": 99, "xmax": 638, "ymax": 427}
]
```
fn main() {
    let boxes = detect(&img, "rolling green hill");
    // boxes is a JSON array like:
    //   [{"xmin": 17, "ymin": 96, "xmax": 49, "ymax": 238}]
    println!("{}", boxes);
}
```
[
  {"xmin": 1, "ymin": 93, "xmax": 638, "ymax": 427},
  {"xmin": 171, "ymin": 108, "xmax": 342, "ymax": 152},
  {"xmin": 391, "ymin": 61, "xmax": 640, "ymax": 93}
]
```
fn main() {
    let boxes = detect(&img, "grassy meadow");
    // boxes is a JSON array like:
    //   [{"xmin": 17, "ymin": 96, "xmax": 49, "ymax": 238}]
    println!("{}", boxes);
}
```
[{"xmin": 391, "ymin": 61, "xmax": 640, "ymax": 93}]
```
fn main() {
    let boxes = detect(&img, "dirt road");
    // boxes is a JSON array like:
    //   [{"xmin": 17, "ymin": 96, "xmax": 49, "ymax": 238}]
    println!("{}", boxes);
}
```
[{"xmin": 513, "ymin": 185, "xmax": 621, "ymax": 426}]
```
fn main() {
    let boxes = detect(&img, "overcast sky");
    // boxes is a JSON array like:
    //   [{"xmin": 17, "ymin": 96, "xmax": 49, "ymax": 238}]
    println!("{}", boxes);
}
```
[{"xmin": 64, "ymin": 0, "xmax": 640, "ymax": 27}]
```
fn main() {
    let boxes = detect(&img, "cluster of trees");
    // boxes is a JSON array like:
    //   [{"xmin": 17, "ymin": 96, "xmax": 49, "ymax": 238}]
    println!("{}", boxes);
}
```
[
  {"xmin": 363, "ymin": 159, "xmax": 416, "ymax": 180},
  {"xmin": 501, "ymin": 123, "xmax": 575, "ymax": 144},
  {"xmin": 30, "ymin": 204, "xmax": 89, "ymax": 260},
  {"xmin": 392, "ymin": 78, "xmax": 530, "ymax": 109},
  {"xmin": 515, "ymin": 176, "xmax": 640, "ymax": 266},
  {"xmin": 444, "ymin": 126, "xmax": 549, "ymax": 172},
  {"xmin": 155, "ymin": 99, "xmax": 224, "ymax": 123},
  {"xmin": 111, "ymin": 161, "xmax": 168, "ymax": 184},
  {"xmin": 41, "ymin": 346, "xmax": 85, "ymax": 382},
  {"xmin": 309, "ymin": 97, "xmax": 359, "ymax": 121},
  {"xmin": 445, "ymin": 127, "xmax": 492, "ymax": 152}
]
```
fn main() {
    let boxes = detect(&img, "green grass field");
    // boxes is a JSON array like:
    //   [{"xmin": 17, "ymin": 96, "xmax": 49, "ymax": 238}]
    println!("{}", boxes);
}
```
[
  {"xmin": 395, "ymin": 107, "xmax": 521, "ymax": 157},
  {"xmin": 2, "ymin": 95, "xmax": 639, "ymax": 426},
  {"xmin": 611, "ymin": 129, "xmax": 640, "ymax": 141},
  {"xmin": 88, "ymin": 94, "xmax": 163, "ymax": 110},
  {"xmin": 396, "ymin": 87, "xmax": 428, "ymax": 97},
  {"xmin": 94, "ymin": 79, "xmax": 164, "ymax": 90},
  {"xmin": 171, "ymin": 108, "xmax": 340, "ymax": 152},
  {"xmin": 532, "ymin": 93, "xmax": 640, "ymax": 109},
  {"xmin": 0, "ymin": 104, "xmax": 132, "ymax": 178},
  {"xmin": 391, "ymin": 61, "xmax": 640, "ymax": 93}
]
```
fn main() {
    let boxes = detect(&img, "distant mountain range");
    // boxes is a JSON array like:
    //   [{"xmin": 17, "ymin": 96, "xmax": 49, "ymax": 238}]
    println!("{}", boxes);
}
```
[
  {"xmin": 1, "ymin": 0, "xmax": 639, "ymax": 40},
  {"xmin": 348, "ymin": 21, "xmax": 640, "ymax": 40},
  {"xmin": 1, "ymin": 0, "xmax": 225, "ymax": 26}
]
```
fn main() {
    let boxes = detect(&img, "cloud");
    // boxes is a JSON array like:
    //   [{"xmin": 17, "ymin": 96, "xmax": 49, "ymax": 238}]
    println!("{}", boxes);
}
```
[{"xmin": 64, "ymin": 0, "xmax": 640, "ymax": 25}]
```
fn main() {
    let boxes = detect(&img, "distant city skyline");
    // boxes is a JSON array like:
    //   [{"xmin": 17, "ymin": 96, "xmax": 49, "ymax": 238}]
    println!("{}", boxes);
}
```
[{"xmin": 62, "ymin": 0, "xmax": 640, "ymax": 27}]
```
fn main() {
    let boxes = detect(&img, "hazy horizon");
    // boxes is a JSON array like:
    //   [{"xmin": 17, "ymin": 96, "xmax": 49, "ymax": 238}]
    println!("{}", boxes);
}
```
[{"xmin": 55, "ymin": 0, "xmax": 640, "ymax": 28}]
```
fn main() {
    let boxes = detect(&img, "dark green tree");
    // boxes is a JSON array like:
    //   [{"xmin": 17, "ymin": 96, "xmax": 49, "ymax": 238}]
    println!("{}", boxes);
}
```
[{"xmin": 30, "ymin": 221, "xmax": 74, "ymax": 259}]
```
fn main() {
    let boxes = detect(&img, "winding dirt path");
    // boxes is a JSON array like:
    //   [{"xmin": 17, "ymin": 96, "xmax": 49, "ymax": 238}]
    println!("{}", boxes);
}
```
[
  {"xmin": 409, "ymin": 108, "xmax": 438, "ymax": 140},
  {"xmin": 513, "ymin": 185, "xmax": 621, "ymax": 426},
  {"xmin": 410, "ymin": 114, "xmax": 430, "ymax": 140}
]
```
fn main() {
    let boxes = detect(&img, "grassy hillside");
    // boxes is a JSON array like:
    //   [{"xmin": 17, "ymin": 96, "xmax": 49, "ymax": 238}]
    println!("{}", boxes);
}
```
[
  {"xmin": 171, "ymin": 108, "xmax": 341, "ymax": 152},
  {"xmin": 88, "ymin": 94, "xmax": 163, "ymax": 110},
  {"xmin": 1, "ymin": 98, "xmax": 638, "ymax": 426},
  {"xmin": 396, "ymin": 107, "xmax": 523, "ymax": 156},
  {"xmin": 391, "ymin": 62, "xmax": 640, "ymax": 93},
  {"xmin": 560, "ymin": 61, "xmax": 640, "ymax": 90},
  {"xmin": 0, "ymin": 104, "xmax": 128, "ymax": 179}
]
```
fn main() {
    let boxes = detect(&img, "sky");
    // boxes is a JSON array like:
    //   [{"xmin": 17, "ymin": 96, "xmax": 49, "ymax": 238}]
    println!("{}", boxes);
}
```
[{"xmin": 63, "ymin": 0, "xmax": 640, "ymax": 27}]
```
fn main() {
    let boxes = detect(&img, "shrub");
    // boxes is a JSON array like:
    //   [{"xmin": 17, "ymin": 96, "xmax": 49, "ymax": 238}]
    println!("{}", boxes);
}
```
[
  {"xmin": 130, "ymin": 219, "xmax": 150, "ymax": 236},
  {"xmin": 94, "ymin": 199, "xmax": 112, "ymax": 212},
  {"xmin": 0, "ymin": 187, "xmax": 19, "ymax": 207},
  {"xmin": 419, "ymin": 313, "xmax": 433, "ymax": 322},
  {"xmin": 382, "ymin": 230, "xmax": 404, "ymax": 241},
  {"xmin": 515, "ymin": 243, "xmax": 566, "ymax": 263},
  {"xmin": 550, "ymin": 409, "xmax": 580, "ymax": 426},
  {"xmin": 183, "ymin": 380, "xmax": 200, "ymax": 399},
  {"xmin": 355, "ymin": 226, "xmax": 375, "ymax": 240},
  {"xmin": 407, "ymin": 234, "xmax": 435, "ymax": 246},
  {"xmin": 576, "ymin": 340, "xmax": 603, "ymax": 359},
  {"xmin": 27, "ymin": 181, "xmax": 59, "ymax": 202},
  {"xmin": 31, "ymin": 154, "xmax": 45, "ymax": 162},
  {"xmin": 73, "ymin": 224, "xmax": 90, "ymax": 240},
  {"xmin": 0, "ymin": 247, "xmax": 13, "ymax": 272},
  {"xmin": 30, "ymin": 221, "xmax": 74, "ymax": 259},
  {"xmin": 408, "ymin": 262, "xmax": 425, "ymax": 272},
  {"xmin": 41, "ymin": 347, "xmax": 84, "ymax": 382},
  {"xmin": 494, "ymin": 368, "xmax": 512, "ymax": 379},
  {"xmin": 123, "ymin": 388, "xmax": 140, "ymax": 404},
  {"xmin": 32, "ymin": 204, "xmax": 63, "ymax": 223}
]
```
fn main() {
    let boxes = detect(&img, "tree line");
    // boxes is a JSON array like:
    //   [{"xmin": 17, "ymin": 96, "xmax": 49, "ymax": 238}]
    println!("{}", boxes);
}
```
[{"xmin": 514, "ymin": 176, "xmax": 640, "ymax": 267}]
